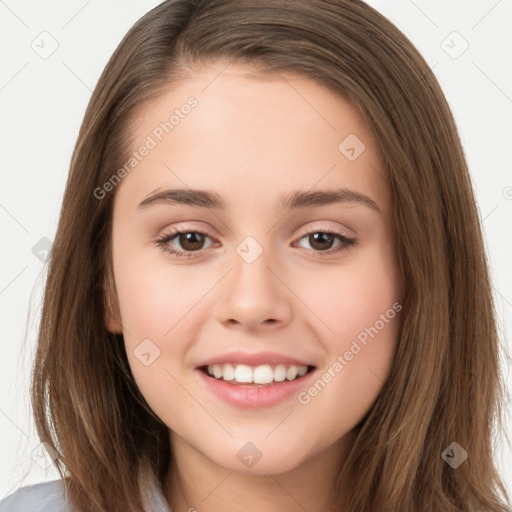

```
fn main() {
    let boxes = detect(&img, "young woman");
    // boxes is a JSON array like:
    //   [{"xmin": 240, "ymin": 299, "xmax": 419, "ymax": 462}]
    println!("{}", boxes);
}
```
[{"xmin": 1, "ymin": 0, "xmax": 510, "ymax": 511}]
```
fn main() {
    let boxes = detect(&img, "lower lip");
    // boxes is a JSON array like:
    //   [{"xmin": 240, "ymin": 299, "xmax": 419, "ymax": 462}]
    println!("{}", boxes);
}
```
[{"xmin": 195, "ymin": 367, "xmax": 317, "ymax": 409}]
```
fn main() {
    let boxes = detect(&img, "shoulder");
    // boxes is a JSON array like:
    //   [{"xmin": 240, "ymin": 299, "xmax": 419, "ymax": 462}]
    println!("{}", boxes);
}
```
[{"xmin": 0, "ymin": 479, "xmax": 69, "ymax": 512}]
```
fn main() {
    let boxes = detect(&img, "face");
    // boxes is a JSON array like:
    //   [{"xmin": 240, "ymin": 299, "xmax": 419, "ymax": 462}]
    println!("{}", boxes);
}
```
[{"xmin": 105, "ymin": 61, "xmax": 404, "ymax": 476}]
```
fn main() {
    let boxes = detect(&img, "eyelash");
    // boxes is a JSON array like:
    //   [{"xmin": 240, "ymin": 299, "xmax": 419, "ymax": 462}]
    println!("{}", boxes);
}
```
[{"xmin": 155, "ymin": 226, "xmax": 357, "ymax": 259}]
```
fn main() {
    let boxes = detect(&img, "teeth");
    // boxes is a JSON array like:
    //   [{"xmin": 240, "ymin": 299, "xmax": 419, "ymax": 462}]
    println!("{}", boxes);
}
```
[
  {"xmin": 286, "ymin": 366, "xmax": 298, "ymax": 380},
  {"xmin": 234, "ymin": 364, "xmax": 253, "ymax": 383},
  {"xmin": 206, "ymin": 363, "xmax": 310, "ymax": 384}
]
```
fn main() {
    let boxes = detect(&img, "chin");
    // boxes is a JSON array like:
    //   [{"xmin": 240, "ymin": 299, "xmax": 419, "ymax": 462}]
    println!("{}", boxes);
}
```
[{"xmin": 211, "ymin": 449, "xmax": 306, "ymax": 476}]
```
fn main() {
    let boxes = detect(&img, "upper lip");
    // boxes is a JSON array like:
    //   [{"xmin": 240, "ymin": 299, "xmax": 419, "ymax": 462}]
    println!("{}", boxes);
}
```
[{"xmin": 197, "ymin": 351, "xmax": 315, "ymax": 368}]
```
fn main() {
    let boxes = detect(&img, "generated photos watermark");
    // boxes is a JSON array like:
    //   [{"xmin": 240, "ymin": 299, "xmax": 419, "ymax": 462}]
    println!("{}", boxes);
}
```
[
  {"xmin": 93, "ymin": 96, "xmax": 198, "ymax": 200},
  {"xmin": 297, "ymin": 301, "xmax": 403, "ymax": 405}
]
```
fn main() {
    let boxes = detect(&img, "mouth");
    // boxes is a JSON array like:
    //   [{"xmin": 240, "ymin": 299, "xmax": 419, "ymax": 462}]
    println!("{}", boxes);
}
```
[
  {"xmin": 196, "ymin": 362, "xmax": 318, "ymax": 409},
  {"xmin": 197, "ymin": 363, "xmax": 317, "ymax": 388}
]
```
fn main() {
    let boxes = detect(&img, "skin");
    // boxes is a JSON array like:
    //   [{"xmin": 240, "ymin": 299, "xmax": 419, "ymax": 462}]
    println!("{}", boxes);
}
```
[{"xmin": 105, "ymin": 60, "xmax": 404, "ymax": 511}]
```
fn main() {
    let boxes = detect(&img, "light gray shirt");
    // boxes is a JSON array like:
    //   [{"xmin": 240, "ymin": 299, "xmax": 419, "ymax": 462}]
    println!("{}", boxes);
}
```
[
  {"xmin": 0, "ymin": 471, "xmax": 172, "ymax": 512},
  {"xmin": 0, "ymin": 480, "xmax": 68, "ymax": 512}
]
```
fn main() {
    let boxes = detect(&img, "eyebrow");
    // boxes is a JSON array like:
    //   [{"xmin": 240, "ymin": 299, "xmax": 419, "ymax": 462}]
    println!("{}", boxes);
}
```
[{"xmin": 137, "ymin": 187, "xmax": 381, "ymax": 213}]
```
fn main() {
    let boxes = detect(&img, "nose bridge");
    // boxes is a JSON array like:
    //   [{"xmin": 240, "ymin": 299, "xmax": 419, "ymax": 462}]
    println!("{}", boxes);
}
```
[
  {"xmin": 214, "ymin": 232, "xmax": 292, "ymax": 328},
  {"xmin": 231, "ymin": 233, "xmax": 279, "ymax": 304}
]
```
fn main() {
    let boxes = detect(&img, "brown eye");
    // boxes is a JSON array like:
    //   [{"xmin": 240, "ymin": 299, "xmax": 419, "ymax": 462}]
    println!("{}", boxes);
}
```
[
  {"xmin": 155, "ymin": 229, "xmax": 215, "ymax": 259},
  {"xmin": 306, "ymin": 232, "xmax": 336, "ymax": 251},
  {"xmin": 295, "ymin": 229, "xmax": 356, "ymax": 255},
  {"xmin": 176, "ymin": 232, "xmax": 206, "ymax": 252},
  {"xmin": 155, "ymin": 227, "xmax": 356, "ymax": 260}
]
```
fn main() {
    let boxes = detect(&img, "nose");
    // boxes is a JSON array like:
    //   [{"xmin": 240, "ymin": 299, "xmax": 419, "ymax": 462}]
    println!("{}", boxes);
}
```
[{"xmin": 214, "ymin": 246, "xmax": 293, "ymax": 331}]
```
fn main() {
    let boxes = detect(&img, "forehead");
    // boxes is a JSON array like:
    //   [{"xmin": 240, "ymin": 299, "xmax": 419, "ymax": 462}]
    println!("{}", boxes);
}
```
[{"xmin": 116, "ymin": 61, "xmax": 390, "ymax": 217}]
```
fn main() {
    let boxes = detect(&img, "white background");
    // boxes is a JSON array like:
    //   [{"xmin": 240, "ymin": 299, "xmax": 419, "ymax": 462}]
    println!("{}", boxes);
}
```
[{"xmin": 1, "ymin": 0, "xmax": 511, "ymax": 502}]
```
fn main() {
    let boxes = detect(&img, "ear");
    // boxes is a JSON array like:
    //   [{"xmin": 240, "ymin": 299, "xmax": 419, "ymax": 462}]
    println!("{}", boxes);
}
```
[{"xmin": 102, "ymin": 263, "xmax": 123, "ymax": 335}]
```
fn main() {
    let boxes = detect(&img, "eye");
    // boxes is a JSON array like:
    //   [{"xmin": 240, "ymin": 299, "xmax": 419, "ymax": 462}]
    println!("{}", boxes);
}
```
[
  {"xmin": 154, "ymin": 226, "xmax": 357, "ymax": 259},
  {"xmin": 155, "ymin": 227, "xmax": 216, "ymax": 259},
  {"xmin": 293, "ymin": 227, "xmax": 357, "ymax": 256}
]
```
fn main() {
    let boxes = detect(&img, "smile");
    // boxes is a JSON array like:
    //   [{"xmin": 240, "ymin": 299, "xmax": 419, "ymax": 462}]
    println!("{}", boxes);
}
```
[
  {"xmin": 200, "ymin": 363, "xmax": 314, "ymax": 386},
  {"xmin": 196, "ymin": 364, "xmax": 317, "ymax": 409}
]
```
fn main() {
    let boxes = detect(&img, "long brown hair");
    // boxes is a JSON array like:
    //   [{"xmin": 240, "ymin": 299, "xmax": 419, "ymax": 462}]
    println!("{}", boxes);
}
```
[{"xmin": 30, "ymin": 0, "xmax": 511, "ymax": 510}]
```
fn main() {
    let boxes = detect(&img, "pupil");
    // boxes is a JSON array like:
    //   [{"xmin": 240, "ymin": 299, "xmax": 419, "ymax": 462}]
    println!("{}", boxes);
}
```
[
  {"xmin": 181, "ymin": 232, "xmax": 204, "ymax": 250},
  {"xmin": 310, "ymin": 233, "xmax": 333, "ymax": 250}
]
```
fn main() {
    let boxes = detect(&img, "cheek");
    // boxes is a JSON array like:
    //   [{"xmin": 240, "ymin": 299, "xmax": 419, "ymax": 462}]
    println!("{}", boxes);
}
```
[
  {"xmin": 112, "ymin": 233, "xmax": 208, "ymax": 338},
  {"xmin": 294, "ymin": 241, "xmax": 401, "ymax": 348},
  {"xmin": 110, "ymin": 237, "xmax": 202, "ymax": 391},
  {"xmin": 115, "ymin": 258, "xmax": 200, "ymax": 420},
  {"xmin": 294, "ymin": 244, "xmax": 402, "ymax": 430}
]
